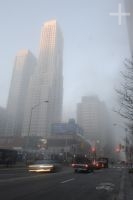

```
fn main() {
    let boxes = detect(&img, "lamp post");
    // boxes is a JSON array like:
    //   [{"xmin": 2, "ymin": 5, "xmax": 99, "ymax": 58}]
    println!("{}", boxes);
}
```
[
  {"xmin": 113, "ymin": 123, "xmax": 128, "ymax": 162},
  {"xmin": 124, "ymin": 128, "xmax": 128, "ymax": 160},
  {"xmin": 26, "ymin": 100, "xmax": 48, "ymax": 150},
  {"xmin": 65, "ymin": 135, "xmax": 68, "ymax": 162}
]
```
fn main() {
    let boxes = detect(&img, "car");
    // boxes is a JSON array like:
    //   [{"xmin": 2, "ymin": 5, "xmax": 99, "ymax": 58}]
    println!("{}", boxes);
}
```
[
  {"xmin": 71, "ymin": 155, "xmax": 94, "ymax": 173},
  {"xmin": 28, "ymin": 159, "xmax": 61, "ymax": 173},
  {"xmin": 97, "ymin": 157, "xmax": 109, "ymax": 168},
  {"xmin": 93, "ymin": 161, "xmax": 104, "ymax": 169}
]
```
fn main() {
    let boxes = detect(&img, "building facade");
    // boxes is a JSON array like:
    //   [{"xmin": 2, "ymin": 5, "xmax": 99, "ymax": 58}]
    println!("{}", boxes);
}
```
[
  {"xmin": 22, "ymin": 20, "xmax": 63, "ymax": 137},
  {"xmin": 77, "ymin": 96, "xmax": 113, "ymax": 157},
  {"xmin": 5, "ymin": 50, "xmax": 36, "ymax": 136},
  {"xmin": 124, "ymin": 0, "xmax": 133, "ymax": 54},
  {"xmin": 51, "ymin": 119, "xmax": 84, "ymax": 135},
  {"xmin": 0, "ymin": 107, "xmax": 6, "ymax": 136},
  {"xmin": 77, "ymin": 96, "xmax": 102, "ymax": 141}
]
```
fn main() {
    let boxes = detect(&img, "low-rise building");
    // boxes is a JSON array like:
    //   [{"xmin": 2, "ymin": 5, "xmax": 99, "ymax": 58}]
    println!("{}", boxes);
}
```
[{"xmin": 51, "ymin": 119, "xmax": 84, "ymax": 135}]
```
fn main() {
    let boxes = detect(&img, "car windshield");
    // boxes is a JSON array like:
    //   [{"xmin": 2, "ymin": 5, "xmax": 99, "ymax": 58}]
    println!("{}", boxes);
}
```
[{"xmin": 74, "ymin": 157, "xmax": 91, "ymax": 164}]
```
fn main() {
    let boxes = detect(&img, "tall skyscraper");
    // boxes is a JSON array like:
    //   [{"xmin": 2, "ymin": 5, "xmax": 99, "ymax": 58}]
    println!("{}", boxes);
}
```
[
  {"xmin": 5, "ymin": 50, "xmax": 36, "ymax": 136},
  {"xmin": 0, "ymin": 107, "xmax": 6, "ymax": 136},
  {"xmin": 124, "ymin": 0, "xmax": 133, "ymax": 54},
  {"xmin": 77, "ymin": 96, "xmax": 113, "ymax": 157},
  {"xmin": 22, "ymin": 20, "xmax": 63, "ymax": 137},
  {"xmin": 77, "ymin": 96, "xmax": 103, "ymax": 141}
]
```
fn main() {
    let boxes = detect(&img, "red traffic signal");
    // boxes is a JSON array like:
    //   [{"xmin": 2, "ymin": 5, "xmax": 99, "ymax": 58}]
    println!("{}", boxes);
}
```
[
  {"xmin": 91, "ymin": 147, "xmax": 96, "ymax": 152},
  {"xmin": 115, "ymin": 147, "xmax": 120, "ymax": 152}
]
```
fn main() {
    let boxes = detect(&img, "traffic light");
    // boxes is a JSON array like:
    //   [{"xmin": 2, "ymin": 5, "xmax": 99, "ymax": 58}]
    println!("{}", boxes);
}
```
[
  {"xmin": 91, "ymin": 147, "xmax": 96, "ymax": 152},
  {"xmin": 115, "ymin": 147, "xmax": 120, "ymax": 152}
]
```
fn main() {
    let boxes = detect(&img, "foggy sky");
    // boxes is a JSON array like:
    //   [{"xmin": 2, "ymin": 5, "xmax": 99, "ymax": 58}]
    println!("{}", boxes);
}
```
[{"xmin": 0, "ymin": 0, "xmax": 130, "ymax": 120}]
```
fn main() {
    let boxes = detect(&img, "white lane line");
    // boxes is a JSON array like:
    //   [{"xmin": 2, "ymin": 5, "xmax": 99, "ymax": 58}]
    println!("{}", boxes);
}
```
[
  {"xmin": 61, "ymin": 178, "xmax": 75, "ymax": 184},
  {"xmin": 0, "ymin": 171, "xmax": 74, "ymax": 184}
]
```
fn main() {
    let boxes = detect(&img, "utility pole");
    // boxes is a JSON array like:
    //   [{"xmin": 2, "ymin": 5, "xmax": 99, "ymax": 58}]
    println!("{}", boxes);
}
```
[{"xmin": 26, "ymin": 101, "xmax": 49, "ymax": 150}]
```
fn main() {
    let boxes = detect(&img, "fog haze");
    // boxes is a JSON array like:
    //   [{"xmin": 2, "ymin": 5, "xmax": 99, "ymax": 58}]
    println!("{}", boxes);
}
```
[{"xmin": 0, "ymin": 0, "xmax": 130, "ymax": 120}]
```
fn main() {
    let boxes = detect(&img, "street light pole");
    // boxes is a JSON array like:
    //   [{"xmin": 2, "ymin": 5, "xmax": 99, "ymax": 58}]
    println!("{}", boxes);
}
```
[
  {"xmin": 125, "ymin": 128, "xmax": 128, "ymax": 162},
  {"xmin": 26, "ymin": 100, "xmax": 48, "ymax": 150},
  {"xmin": 65, "ymin": 135, "xmax": 68, "ymax": 162},
  {"xmin": 27, "ymin": 107, "xmax": 34, "ymax": 138},
  {"xmin": 113, "ymin": 123, "xmax": 129, "ymax": 162}
]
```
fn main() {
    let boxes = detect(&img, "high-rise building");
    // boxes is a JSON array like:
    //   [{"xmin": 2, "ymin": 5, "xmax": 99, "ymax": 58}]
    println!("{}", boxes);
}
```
[
  {"xmin": 0, "ymin": 107, "xmax": 6, "ymax": 136},
  {"xmin": 77, "ymin": 96, "xmax": 102, "ymax": 141},
  {"xmin": 22, "ymin": 20, "xmax": 63, "ymax": 137},
  {"xmin": 5, "ymin": 50, "xmax": 36, "ymax": 136},
  {"xmin": 124, "ymin": 0, "xmax": 133, "ymax": 54},
  {"xmin": 77, "ymin": 96, "xmax": 113, "ymax": 157}
]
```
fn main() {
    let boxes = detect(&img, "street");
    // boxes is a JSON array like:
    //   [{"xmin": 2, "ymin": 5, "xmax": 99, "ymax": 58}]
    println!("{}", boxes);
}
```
[{"xmin": 0, "ymin": 166, "xmax": 132, "ymax": 200}]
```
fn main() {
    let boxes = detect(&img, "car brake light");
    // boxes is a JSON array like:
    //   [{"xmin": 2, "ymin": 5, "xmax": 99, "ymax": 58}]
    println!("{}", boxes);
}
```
[
  {"xmin": 72, "ymin": 164, "xmax": 75, "ymax": 167},
  {"xmin": 85, "ymin": 164, "xmax": 88, "ymax": 168}
]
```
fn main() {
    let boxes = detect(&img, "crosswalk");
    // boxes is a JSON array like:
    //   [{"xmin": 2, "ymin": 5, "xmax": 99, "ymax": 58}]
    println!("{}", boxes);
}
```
[{"xmin": 109, "ymin": 166, "xmax": 129, "ymax": 169}]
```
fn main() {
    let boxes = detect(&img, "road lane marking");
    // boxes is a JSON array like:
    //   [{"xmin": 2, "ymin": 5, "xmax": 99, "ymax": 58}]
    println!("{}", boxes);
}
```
[
  {"xmin": 61, "ymin": 178, "xmax": 75, "ymax": 184},
  {"xmin": 0, "ymin": 170, "xmax": 74, "ymax": 183},
  {"xmin": 96, "ymin": 182, "xmax": 115, "ymax": 191}
]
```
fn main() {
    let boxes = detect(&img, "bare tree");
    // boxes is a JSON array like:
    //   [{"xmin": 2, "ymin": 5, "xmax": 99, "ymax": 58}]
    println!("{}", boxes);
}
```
[{"xmin": 116, "ymin": 58, "xmax": 133, "ymax": 133}]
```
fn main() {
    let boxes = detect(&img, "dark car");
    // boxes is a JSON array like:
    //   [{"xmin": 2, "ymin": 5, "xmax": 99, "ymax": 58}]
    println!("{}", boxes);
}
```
[
  {"xmin": 97, "ymin": 157, "xmax": 109, "ymax": 168},
  {"xmin": 93, "ymin": 161, "xmax": 104, "ymax": 169},
  {"xmin": 72, "ymin": 156, "xmax": 94, "ymax": 173},
  {"xmin": 28, "ymin": 159, "xmax": 61, "ymax": 173}
]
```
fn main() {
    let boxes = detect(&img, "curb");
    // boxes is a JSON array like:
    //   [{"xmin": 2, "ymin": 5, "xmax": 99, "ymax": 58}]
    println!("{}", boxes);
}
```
[{"xmin": 117, "ymin": 171, "xmax": 126, "ymax": 200}]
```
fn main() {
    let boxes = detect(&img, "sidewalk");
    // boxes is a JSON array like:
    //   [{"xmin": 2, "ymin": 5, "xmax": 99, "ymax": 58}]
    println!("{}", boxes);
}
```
[{"xmin": 124, "ymin": 169, "xmax": 133, "ymax": 200}]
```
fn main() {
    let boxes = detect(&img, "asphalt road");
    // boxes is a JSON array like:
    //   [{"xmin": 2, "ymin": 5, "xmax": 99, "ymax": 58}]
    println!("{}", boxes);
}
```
[{"xmin": 0, "ymin": 167, "xmax": 128, "ymax": 200}]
